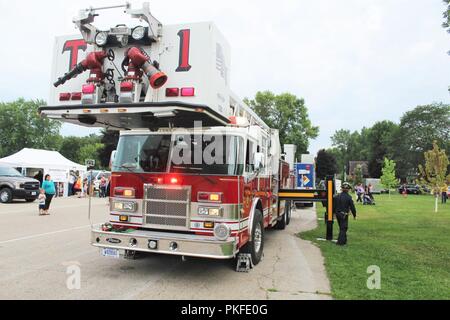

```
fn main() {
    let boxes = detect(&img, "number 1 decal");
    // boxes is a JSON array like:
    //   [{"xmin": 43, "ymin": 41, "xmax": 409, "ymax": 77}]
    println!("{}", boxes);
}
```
[{"xmin": 176, "ymin": 29, "xmax": 191, "ymax": 72}]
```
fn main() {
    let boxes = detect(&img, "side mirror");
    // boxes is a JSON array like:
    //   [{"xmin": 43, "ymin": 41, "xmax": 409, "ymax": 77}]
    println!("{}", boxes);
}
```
[
  {"xmin": 109, "ymin": 150, "xmax": 117, "ymax": 170},
  {"xmin": 254, "ymin": 152, "xmax": 264, "ymax": 171}
]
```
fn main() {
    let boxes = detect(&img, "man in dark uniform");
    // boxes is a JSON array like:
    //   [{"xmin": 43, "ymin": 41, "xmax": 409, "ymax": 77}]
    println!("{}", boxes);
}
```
[{"xmin": 333, "ymin": 182, "xmax": 357, "ymax": 245}]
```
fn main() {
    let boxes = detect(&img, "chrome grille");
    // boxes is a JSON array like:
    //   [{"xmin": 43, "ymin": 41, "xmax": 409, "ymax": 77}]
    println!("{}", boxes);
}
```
[
  {"xmin": 24, "ymin": 182, "xmax": 40, "ymax": 190},
  {"xmin": 143, "ymin": 184, "xmax": 191, "ymax": 230},
  {"xmin": 146, "ymin": 202, "xmax": 187, "ymax": 217}
]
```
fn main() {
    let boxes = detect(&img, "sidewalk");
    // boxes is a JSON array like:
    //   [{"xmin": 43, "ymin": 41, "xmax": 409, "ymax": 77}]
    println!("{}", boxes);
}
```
[{"xmin": 259, "ymin": 206, "xmax": 332, "ymax": 300}]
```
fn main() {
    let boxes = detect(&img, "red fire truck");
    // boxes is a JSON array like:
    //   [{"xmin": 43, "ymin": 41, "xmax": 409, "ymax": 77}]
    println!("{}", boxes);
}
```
[{"xmin": 40, "ymin": 3, "xmax": 295, "ymax": 271}]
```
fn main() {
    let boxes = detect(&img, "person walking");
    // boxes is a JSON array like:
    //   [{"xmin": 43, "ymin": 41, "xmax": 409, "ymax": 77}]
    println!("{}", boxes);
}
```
[
  {"xmin": 356, "ymin": 183, "xmax": 364, "ymax": 203},
  {"xmin": 333, "ymin": 182, "xmax": 357, "ymax": 246},
  {"xmin": 41, "ymin": 174, "xmax": 56, "ymax": 215},
  {"xmin": 442, "ymin": 184, "xmax": 448, "ymax": 204},
  {"xmin": 368, "ymin": 183, "xmax": 374, "ymax": 201},
  {"xmin": 99, "ymin": 175, "xmax": 107, "ymax": 198},
  {"xmin": 34, "ymin": 170, "xmax": 43, "ymax": 185},
  {"xmin": 74, "ymin": 176, "xmax": 82, "ymax": 197},
  {"xmin": 68, "ymin": 171, "xmax": 76, "ymax": 196}
]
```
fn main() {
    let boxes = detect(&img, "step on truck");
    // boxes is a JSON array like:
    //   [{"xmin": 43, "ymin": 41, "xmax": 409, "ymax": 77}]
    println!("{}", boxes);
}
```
[{"xmin": 39, "ymin": 3, "xmax": 295, "ymax": 271}]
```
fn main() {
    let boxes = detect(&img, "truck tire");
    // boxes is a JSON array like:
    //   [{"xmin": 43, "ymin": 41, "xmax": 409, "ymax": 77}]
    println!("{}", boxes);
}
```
[
  {"xmin": 241, "ymin": 209, "xmax": 264, "ymax": 265},
  {"xmin": 285, "ymin": 201, "xmax": 292, "ymax": 226},
  {"xmin": 274, "ymin": 207, "xmax": 286, "ymax": 230},
  {"xmin": 0, "ymin": 188, "xmax": 13, "ymax": 203}
]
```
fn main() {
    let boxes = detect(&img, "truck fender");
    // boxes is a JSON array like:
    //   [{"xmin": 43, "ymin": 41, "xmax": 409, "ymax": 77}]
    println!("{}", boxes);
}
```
[
  {"xmin": 0, "ymin": 182, "xmax": 15, "ymax": 190},
  {"xmin": 247, "ymin": 197, "xmax": 263, "ymax": 242}
]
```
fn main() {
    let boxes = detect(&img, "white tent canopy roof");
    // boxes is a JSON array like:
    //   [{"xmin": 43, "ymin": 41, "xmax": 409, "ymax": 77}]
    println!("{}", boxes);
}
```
[{"xmin": 0, "ymin": 148, "xmax": 87, "ymax": 172}]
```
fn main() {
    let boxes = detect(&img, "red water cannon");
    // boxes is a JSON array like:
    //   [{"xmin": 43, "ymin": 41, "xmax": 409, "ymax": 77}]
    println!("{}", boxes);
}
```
[
  {"xmin": 122, "ymin": 47, "xmax": 168, "ymax": 89},
  {"xmin": 54, "ymin": 51, "xmax": 108, "ymax": 87}
]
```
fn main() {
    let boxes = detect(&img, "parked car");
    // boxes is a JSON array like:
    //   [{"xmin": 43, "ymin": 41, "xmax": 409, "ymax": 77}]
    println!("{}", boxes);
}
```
[
  {"xmin": 398, "ymin": 184, "xmax": 422, "ymax": 195},
  {"xmin": 0, "ymin": 166, "xmax": 40, "ymax": 203},
  {"xmin": 419, "ymin": 185, "xmax": 431, "ymax": 194}
]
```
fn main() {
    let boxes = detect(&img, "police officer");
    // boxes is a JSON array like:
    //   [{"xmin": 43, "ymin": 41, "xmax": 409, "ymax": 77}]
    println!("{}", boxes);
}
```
[{"xmin": 333, "ymin": 182, "xmax": 357, "ymax": 245}]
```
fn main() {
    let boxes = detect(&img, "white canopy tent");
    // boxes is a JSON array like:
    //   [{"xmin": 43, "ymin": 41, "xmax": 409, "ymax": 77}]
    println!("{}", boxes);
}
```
[{"xmin": 0, "ymin": 148, "xmax": 87, "ymax": 197}]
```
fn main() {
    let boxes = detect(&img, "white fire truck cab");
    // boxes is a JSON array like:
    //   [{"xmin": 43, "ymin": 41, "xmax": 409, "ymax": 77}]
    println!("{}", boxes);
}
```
[{"xmin": 40, "ymin": 3, "xmax": 294, "ymax": 271}]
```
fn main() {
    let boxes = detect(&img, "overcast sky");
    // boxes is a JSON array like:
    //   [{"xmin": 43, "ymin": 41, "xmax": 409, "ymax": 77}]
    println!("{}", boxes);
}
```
[{"xmin": 0, "ymin": 0, "xmax": 448, "ymax": 155}]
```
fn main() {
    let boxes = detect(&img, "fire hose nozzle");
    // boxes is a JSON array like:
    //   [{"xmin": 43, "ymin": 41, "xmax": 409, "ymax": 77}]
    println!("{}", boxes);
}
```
[
  {"xmin": 126, "ymin": 47, "xmax": 168, "ymax": 89},
  {"xmin": 53, "ymin": 63, "xmax": 85, "ymax": 87},
  {"xmin": 53, "ymin": 51, "xmax": 107, "ymax": 87}
]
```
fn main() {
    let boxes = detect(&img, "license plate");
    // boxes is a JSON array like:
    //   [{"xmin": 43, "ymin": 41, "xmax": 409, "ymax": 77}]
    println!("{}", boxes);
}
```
[
  {"xmin": 101, "ymin": 248, "xmax": 120, "ymax": 258},
  {"xmin": 31, "ymin": 192, "xmax": 36, "ymax": 196}
]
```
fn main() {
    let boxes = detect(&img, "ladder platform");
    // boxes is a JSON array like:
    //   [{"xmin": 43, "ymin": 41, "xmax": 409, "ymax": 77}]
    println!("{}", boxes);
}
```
[{"xmin": 39, "ymin": 101, "xmax": 230, "ymax": 130}]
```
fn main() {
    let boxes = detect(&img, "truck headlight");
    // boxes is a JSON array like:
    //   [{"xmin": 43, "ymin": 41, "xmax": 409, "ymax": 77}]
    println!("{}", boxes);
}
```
[
  {"xmin": 14, "ymin": 182, "xmax": 24, "ymax": 189},
  {"xmin": 113, "ymin": 201, "xmax": 137, "ymax": 212},
  {"xmin": 214, "ymin": 223, "xmax": 231, "ymax": 241},
  {"xmin": 132, "ymin": 26, "xmax": 145, "ymax": 40},
  {"xmin": 198, "ymin": 207, "xmax": 222, "ymax": 216},
  {"xmin": 95, "ymin": 31, "xmax": 108, "ymax": 46}
]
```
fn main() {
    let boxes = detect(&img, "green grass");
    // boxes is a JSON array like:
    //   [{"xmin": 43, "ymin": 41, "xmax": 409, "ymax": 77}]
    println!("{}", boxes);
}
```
[{"xmin": 299, "ymin": 193, "xmax": 450, "ymax": 300}]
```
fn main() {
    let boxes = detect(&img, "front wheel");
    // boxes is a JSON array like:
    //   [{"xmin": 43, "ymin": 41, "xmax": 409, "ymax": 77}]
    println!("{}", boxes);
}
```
[
  {"xmin": 0, "ymin": 188, "xmax": 13, "ymax": 203},
  {"xmin": 241, "ymin": 209, "xmax": 264, "ymax": 265}
]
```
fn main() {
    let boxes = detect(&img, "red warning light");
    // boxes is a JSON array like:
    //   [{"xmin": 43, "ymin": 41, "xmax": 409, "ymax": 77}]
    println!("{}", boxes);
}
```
[{"xmin": 180, "ymin": 87, "xmax": 195, "ymax": 97}]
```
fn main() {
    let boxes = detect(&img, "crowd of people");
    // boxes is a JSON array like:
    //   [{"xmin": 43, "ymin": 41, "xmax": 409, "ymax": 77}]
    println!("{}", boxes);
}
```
[
  {"xmin": 35, "ymin": 170, "xmax": 110, "ymax": 216},
  {"xmin": 354, "ymin": 183, "xmax": 375, "ymax": 205},
  {"xmin": 68, "ymin": 171, "xmax": 111, "ymax": 198}
]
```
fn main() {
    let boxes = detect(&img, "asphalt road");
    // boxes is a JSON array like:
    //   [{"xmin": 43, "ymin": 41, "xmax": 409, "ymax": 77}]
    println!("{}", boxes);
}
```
[{"xmin": 0, "ymin": 196, "xmax": 331, "ymax": 300}]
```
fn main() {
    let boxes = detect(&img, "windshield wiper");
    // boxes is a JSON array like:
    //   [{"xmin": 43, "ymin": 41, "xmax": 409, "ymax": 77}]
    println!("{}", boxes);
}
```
[{"xmin": 120, "ymin": 163, "xmax": 138, "ymax": 169}]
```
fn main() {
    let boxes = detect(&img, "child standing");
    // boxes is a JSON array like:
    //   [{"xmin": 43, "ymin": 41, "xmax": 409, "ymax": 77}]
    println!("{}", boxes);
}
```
[{"xmin": 38, "ymin": 189, "xmax": 46, "ymax": 216}]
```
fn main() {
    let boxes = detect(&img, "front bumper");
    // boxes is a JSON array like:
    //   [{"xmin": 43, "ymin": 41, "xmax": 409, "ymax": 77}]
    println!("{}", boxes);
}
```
[
  {"xmin": 12, "ymin": 189, "xmax": 39, "ymax": 199},
  {"xmin": 91, "ymin": 227, "xmax": 237, "ymax": 259}
]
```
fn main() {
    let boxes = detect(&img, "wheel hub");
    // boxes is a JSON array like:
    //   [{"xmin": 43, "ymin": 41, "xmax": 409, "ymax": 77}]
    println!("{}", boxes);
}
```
[
  {"xmin": 0, "ymin": 191, "xmax": 9, "ymax": 202},
  {"xmin": 254, "ymin": 224, "xmax": 262, "ymax": 253}
]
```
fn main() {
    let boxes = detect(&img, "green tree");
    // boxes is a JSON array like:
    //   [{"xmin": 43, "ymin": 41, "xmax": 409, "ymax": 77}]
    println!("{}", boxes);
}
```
[
  {"xmin": 397, "ymin": 103, "xmax": 450, "ymax": 180},
  {"xmin": 316, "ymin": 149, "xmax": 337, "ymax": 180},
  {"xmin": 98, "ymin": 130, "xmax": 120, "ymax": 168},
  {"xmin": 419, "ymin": 141, "xmax": 449, "ymax": 213},
  {"xmin": 78, "ymin": 143, "xmax": 104, "ymax": 169},
  {"xmin": 330, "ymin": 128, "xmax": 370, "ymax": 175},
  {"xmin": 59, "ymin": 134, "xmax": 101, "ymax": 164},
  {"xmin": 367, "ymin": 121, "xmax": 399, "ymax": 178},
  {"xmin": 0, "ymin": 99, "xmax": 61, "ymax": 157},
  {"xmin": 244, "ymin": 91, "xmax": 319, "ymax": 156},
  {"xmin": 380, "ymin": 158, "xmax": 398, "ymax": 198}
]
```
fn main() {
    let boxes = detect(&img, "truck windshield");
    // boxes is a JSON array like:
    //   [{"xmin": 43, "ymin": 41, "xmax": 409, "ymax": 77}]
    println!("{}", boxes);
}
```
[
  {"xmin": 112, "ymin": 134, "xmax": 244, "ymax": 175},
  {"xmin": 113, "ymin": 135, "xmax": 172, "ymax": 173},
  {"xmin": 0, "ymin": 167, "xmax": 22, "ymax": 177}
]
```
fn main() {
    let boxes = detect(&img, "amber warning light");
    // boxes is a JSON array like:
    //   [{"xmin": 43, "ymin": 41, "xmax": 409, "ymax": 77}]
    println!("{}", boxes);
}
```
[
  {"xmin": 198, "ymin": 192, "xmax": 222, "ymax": 203},
  {"xmin": 114, "ymin": 187, "xmax": 135, "ymax": 198}
]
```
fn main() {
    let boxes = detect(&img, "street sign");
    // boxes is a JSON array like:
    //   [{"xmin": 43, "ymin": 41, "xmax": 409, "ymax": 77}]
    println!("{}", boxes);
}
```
[
  {"xmin": 295, "ymin": 163, "xmax": 314, "ymax": 189},
  {"xmin": 85, "ymin": 159, "xmax": 95, "ymax": 167}
]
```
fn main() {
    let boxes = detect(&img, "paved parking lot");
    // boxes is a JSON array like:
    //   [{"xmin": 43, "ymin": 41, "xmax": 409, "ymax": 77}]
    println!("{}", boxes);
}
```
[{"xmin": 0, "ymin": 197, "xmax": 331, "ymax": 299}]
